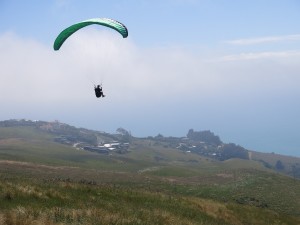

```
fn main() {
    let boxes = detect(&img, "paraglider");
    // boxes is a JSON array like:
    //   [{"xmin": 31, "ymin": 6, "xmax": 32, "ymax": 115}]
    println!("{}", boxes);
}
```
[
  {"xmin": 94, "ymin": 84, "xmax": 105, "ymax": 98},
  {"xmin": 53, "ymin": 18, "xmax": 128, "ymax": 98},
  {"xmin": 53, "ymin": 18, "xmax": 128, "ymax": 51}
]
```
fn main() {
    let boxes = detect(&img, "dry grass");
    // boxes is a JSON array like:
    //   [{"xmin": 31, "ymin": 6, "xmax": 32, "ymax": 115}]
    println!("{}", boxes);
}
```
[
  {"xmin": 0, "ymin": 206, "xmax": 212, "ymax": 225},
  {"xmin": 0, "ymin": 126, "xmax": 300, "ymax": 224}
]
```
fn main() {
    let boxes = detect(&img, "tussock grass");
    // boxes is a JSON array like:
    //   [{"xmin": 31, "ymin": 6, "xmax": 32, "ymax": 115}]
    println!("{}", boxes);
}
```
[
  {"xmin": 0, "ymin": 178, "xmax": 226, "ymax": 224},
  {"xmin": 0, "ymin": 171, "xmax": 299, "ymax": 225}
]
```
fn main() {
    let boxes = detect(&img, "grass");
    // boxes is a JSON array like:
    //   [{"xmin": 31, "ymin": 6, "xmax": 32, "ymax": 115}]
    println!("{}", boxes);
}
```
[
  {"xmin": 1, "ymin": 126, "xmax": 300, "ymax": 224},
  {"xmin": 0, "ymin": 171, "xmax": 299, "ymax": 225},
  {"xmin": 0, "ymin": 174, "xmax": 226, "ymax": 225},
  {"xmin": 1, "ymin": 159, "xmax": 300, "ymax": 224},
  {"xmin": 0, "ymin": 127, "xmax": 54, "ymax": 140}
]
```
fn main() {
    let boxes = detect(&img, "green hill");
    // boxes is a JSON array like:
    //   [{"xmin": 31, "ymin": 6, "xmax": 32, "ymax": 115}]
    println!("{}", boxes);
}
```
[
  {"xmin": 0, "ymin": 119, "xmax": 300, "ymax": 224},
  {"xmin": 250, "ymin": 150, "xmax": 300, "ymax": 178}
]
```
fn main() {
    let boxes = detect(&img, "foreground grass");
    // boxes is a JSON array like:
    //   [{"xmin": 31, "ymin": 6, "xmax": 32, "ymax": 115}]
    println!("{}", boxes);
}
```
[
  {"xmin": 0, "ymin": 176, "xmax": 227, "ymax": 225},
  {"xmin": 0, "ymin": 165, "xmax": 299, "ymax": 225}
]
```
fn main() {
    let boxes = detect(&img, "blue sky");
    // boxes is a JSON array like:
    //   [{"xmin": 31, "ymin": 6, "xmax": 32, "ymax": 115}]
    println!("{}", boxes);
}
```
[{"xmin": 1, "ymin": 0, "xmax": 300, "ymax": 157}]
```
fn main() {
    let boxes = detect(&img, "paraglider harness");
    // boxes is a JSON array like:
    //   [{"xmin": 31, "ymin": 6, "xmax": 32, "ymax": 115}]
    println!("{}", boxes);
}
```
[{"xmin": 94, "ymin": 84, "xmax": 105, "ymax": 98}]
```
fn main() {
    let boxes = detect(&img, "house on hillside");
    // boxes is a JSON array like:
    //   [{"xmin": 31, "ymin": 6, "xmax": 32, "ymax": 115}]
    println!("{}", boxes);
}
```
[
  {"xmin": 83, "ymin": 146, "xmax": 109, "ymax": 154},
  {"xmin": 82, "ymin": 141, "xmax": 130, "ymax": 154}
]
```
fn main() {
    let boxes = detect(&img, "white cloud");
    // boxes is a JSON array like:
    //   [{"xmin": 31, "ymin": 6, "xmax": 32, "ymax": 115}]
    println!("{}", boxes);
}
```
[
  {"xmin": 219, "ymin": 50, "xmax": 300, "ymax": 62},
  {"xmin": 1, "ymin": 31, "xmax": 300, "ymax": 107},
  {"xmin": 225, "ymin": 34, "xmax": 300, "ymax": 45},
  {"xmin": 1, "ymin": 31, "xmax": 300, "ymax": 140}
]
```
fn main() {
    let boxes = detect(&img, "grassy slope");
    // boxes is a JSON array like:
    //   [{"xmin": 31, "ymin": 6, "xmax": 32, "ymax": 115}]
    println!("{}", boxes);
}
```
[
  {"xmin": 0, "ymin": 127, "xmax": 153, "ymax": 172},
  {"xmin": 250, "ymin": 150, "xmax": 300, "ymax": 166},
  {"xmin": 0, "ymin": 127, "xmax": 300, "ymax": 224},
  {"xmin": 0, "ymin": 161, "xmax": 300, "ymax": 224},
  {"xmin": 0, "ymin": 162, "xmax": 299, "ymax": 225}
]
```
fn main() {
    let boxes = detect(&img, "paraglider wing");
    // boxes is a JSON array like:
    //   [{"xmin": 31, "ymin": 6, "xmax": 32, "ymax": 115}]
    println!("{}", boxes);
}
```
[{"xmin": 53, "ymin": 18, "xmax": 128, "ymax": 51}]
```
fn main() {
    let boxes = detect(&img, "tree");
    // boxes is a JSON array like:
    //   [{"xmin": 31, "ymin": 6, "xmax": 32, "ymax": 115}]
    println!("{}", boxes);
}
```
[
  {"xmin": 275, "ymin": 160, "xmax": 285, "ymax": 170},
  {"xmin": 187, "ymin": 129, "xmax": 222, "ymax": 145},
  {"xmin": 116, "ymin": 128, "xmax": 131, "ymax": 136},
  {"xmin": 219, "ymin": 143, "xmax": 249, "ymax": 161},
  {"xmin": 116, "ymin": 128, "xmax": 131, "ymax": 142}
]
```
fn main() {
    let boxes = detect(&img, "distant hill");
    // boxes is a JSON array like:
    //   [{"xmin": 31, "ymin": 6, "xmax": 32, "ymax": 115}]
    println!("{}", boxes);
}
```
[
  {"xmin": 250, "ymin": 150, "xmax": 300, "ymax": 179},
  {"xmin": 0, "ymin": 119, "xmax": 299, "ymax": 178}
]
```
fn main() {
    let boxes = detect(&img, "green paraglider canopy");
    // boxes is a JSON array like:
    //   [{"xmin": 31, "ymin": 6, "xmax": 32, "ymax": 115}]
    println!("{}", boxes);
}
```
[{"xmin": 54, "ymin": 18, "xmax": 128, "ymax": 51}]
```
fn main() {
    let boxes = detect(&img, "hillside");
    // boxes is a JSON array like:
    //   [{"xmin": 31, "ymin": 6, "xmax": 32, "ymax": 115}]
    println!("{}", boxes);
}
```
[
  {"xmin": 1, "ymin": 119, "xmax": 299, "ymax": 177},
  {"xmin": 0, "ymin": 119, "xmax": 300, "ymax": 224}
]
